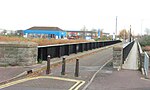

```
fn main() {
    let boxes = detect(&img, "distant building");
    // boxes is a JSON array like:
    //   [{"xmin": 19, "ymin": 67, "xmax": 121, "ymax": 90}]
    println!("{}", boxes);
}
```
[
  {"xmin": 16, "ymin": 30, "xmax": 23, "ymax": 36},
  {"xmin": 0, "ymin": 30, "xmax": 16, "ymax": 35},
  {"xmin": 23, "ymin": 26, "xmax": 67, "ymax": 39},
  {"xmin": 102, "ymin": 32, "xmax": 110, "ymax": 36},
  {"xmin": 66, "ymin": 30, "xmax": 97, "ymax": 39}
]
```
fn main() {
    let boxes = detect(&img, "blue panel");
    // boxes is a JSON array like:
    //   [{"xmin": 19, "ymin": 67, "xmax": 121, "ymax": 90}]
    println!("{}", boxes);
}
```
[
  {"xmin": 23, "ymin": 30, "xmax": 66, "ymax": 37},
  {"xmin": 98, "ymin": 29, "xmax": 101, "ymax": 38}
]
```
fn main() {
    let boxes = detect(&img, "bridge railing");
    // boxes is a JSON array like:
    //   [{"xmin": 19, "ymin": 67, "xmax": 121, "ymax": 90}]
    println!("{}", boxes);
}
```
[
  {"xmin": 38, "ymin": 40, "xmax": 121, "ymax": 61},
  {"xmin": 122, "ymin": 41, "xmax": 134, "ymax": 64},
  {"xmin": 113, "ymin": 41, "xmax": 134, "ymax": 69},
  {"xmin": 137, "ymin": 42, "xmax": 149, "ymax": 78}
]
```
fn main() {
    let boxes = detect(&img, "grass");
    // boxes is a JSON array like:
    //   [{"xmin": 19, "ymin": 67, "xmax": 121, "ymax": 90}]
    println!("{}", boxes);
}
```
[
  {"xmin": 0, "ymin": 36, "xmax": 89, "ymax": 46},
  {"xmin": 139, "ymin": 35, "xmax": 150, "ymax": 47},
  {"xmin": 139, "ymin": 35, "xmax": 150, "ymax": 51}
]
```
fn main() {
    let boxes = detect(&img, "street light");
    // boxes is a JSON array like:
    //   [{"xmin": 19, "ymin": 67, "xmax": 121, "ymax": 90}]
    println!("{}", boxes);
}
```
[
  {"xmin": 141, "ymin": 19, "xmax": 144, "ymax": 36},
  {"xmin": 116, "ymin": 16, "xmax": 118, "ymax": 39},
  {"xmin": 129, "ymin": 25, "xmax": 131, "ymax": 42}
]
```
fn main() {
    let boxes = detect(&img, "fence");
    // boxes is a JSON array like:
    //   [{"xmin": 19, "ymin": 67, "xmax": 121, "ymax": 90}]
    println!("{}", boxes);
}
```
[
  {"xmin": 144, "ymin": 52, "xmax": 149, "ymax": 77},
  {"xmin": 137, "ymin": 42, "xmax": 149, "ymax": 78},
  {"xmin": 122, "ymin": 41, "xmax": 134, "ymax": 64},
  {"xmin": 38, "ymin": 40, "xmax": 121, "ymax": 61}
]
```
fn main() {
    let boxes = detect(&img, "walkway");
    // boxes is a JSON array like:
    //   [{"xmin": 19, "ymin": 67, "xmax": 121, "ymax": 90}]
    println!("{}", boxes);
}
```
[
  {"xmin": 122, "ymin": 41, "xmax": 139, "ymax": 70},
  {"xmin": 87, "ymin": 65, "xmax": 150, "ymax": 90},
  {"xmin": 0, "ymin": 42, "xmax": 117, "ymax": 84},
  {"xmin": 86, "ymin": 41, "xmax": 150, "ymax": 90}
]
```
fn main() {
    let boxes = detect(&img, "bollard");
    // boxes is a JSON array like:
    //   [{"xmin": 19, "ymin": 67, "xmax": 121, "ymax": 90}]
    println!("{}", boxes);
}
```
[
  {"xmin": 61, "ymin": 57, "xmax": 66, "ymax": 75},
  {"xmin": 46, "ymin": 55, "xmax": 51, "ymax": 74},
  {"xmin": 75, "ymin": 58, "xmax": 79, "ymax": 77}
]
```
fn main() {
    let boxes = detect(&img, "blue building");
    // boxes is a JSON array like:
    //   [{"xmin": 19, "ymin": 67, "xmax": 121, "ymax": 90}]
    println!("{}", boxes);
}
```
[{"xmin": 23, "ymin": 26, "xmax": 67, "ymax": 39}]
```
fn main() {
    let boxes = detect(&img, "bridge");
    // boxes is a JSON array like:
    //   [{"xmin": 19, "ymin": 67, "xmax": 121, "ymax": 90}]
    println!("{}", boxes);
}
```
[{"xmin": 0, "ymin": 40, "xmax": 149, "ymax": 90}]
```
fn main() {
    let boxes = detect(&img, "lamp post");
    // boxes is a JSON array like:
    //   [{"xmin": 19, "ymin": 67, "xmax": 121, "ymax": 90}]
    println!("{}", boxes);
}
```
[
  {"xmin": 129, "ymin": 25, "xmax": 131, "ymax": 42},
  {"xmin": 116, "ymin": 16, "xmax": 118, "ymax": 39},
  {"xmin": 141, "ymin": 19, "xmax": 143, "ymax": 36}
]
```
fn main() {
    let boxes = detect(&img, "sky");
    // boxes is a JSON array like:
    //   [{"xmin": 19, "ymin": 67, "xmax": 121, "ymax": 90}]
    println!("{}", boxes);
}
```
[{"xmin": 0, "ymin": 0, "xmax": 150, "ymax": 35}]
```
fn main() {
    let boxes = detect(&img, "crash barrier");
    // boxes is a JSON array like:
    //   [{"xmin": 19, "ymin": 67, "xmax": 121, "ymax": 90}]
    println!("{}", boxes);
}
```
[
  {"xmin": 38, "ymin": 40, "xmax": 121, "ymax": 61},
  {"xmin": 137, "ymin": 42, "xmax": 149, "ymax": 78},
  {"xmin": 122, "ymin": 41, "xmax": 134, "ymax": 64}
]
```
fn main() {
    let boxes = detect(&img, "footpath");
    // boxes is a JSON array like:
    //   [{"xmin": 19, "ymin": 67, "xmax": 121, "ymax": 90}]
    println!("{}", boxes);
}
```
[
  {"xmin": 87, "ymin": 41, "xmax": 150, "ymax": 90},
  {"xmin": 0, "ymin": 43, "xmax": 116, "ymax": 84},
  {"xmin": 1, "ymin": 41, "xmax": 150, "ymax": 90}
]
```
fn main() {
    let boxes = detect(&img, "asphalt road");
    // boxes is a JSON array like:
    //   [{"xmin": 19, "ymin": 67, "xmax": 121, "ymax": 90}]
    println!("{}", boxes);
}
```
[{"xmin": 0, "ymin": 47, "xmax": 114, "ymax": 90}]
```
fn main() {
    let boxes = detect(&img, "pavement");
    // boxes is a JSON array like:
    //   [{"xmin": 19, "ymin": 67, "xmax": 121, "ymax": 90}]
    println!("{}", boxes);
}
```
[
  {"xmin": 0, "ymin": 42, "xmax": 118, "ymax": 84},
  {"xmin": 122, "ymin": 41, "xmax": 139, "ymax": 70},
  {"xmin": 87, "ymin": 62, "xmax": 150, "ymax": 90},
  {"xmin": 0, "ymin": 45, "xmax": 115, "ymax": 90},
  {"xmin": 86, "ymin": 41, "xmax": 150, "ymax": 90},
  {"xmin": 1, "ymin": 41, "xmax": 150, "ymax": 90}
]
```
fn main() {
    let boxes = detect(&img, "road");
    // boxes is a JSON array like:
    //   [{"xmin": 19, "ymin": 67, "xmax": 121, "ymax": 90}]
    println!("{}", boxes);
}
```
[{"xmin": 0, "ymin": 47, "xmax": 113, "ymax": 90}]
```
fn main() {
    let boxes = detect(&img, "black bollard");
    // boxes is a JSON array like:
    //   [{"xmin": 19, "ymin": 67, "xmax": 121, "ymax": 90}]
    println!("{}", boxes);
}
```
[
  {"xmin": 46, "ymin": 55, "xmax": 51, "ymax": 74},
  {"xmin": 75, "ymin": 58, "xmax": 79, "ymax": 77},
  {"xmin": 61, "ymin": 57, "xmax": 66, "ymax": 75}
]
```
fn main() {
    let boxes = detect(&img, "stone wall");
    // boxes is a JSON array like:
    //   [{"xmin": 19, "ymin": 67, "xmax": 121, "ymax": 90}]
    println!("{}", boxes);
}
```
[
  {"xmin": 0, "ymin": 42, "xmax": 38, "ymax": 66},
  {"xmin": 113, "ymin": 45, "xmax": 123, "ymax": 70}
]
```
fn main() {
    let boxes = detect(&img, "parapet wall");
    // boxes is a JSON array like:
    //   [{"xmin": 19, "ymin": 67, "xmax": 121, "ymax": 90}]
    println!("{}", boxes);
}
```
[
  {"xmin": 113, "ymin": 45, "xmax": 123, "ymax": 69},
  {"xmin": 0, "ymin": 42, "xmax": 38, "ymax": 66}
]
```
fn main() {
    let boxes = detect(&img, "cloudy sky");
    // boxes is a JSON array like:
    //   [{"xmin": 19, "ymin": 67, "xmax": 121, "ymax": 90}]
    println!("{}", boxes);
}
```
[{"xmin": 0, "ymin": 0, "xmax": 150, "ymax": 35}]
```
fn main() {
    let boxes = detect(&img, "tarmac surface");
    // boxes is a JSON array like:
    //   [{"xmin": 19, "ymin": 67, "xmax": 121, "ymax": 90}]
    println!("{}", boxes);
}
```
[
  {"xmin": 87, "ymin": 61, "xmax": 150, "ymax": 90},
  {"xmin": 122, "ymin": 42, "xmax": 139, "ymax": 70},
  {"xmin": 0, "ymin": 46, "xmax": 114, "ymax": 90},
  {"xmin": 0, "ymin": 42, "xmax": 150, "ymax": 90},
  {"xmin": 0, "ymin": 42, "xmax": 117, "ymax": 84}
]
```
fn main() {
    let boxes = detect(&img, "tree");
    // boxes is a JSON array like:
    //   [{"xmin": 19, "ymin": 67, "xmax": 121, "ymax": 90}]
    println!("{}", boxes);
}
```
[
  {"xmin": 145, "ymin": 28, "xmax": 150, "ymax": 35},
  {"xmin": 1, "ymin": 30, "xmax": 7, "ymax": 35},
  {"xmin": 119, "ymin": 29, "xmax": 128, "ymax": 39}
]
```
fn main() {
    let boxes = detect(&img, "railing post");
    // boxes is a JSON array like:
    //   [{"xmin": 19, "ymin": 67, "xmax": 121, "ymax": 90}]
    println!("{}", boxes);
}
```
[
  {"xmin": 61, "ymin": 57, "xmax": 66, "ymax": 75},
  {"xmin": 75, "ymin": 58, "xmax": 79, "ymax": 77},
  {"xmin": 81, "ymin": 43, "xmax": 84, "ymax": 52},
  {"xmin": 67, "ymin": 45, "xmax": 70, "ymax": 56},
  {"xmin": 46, "ymin": 55, "xmax": 51, "ymax": 74},
  {"xmin": 75, "ymin": 44, "xmax": 79, "ymax": 54},
  {"xmin": 40, "ymin": 48, "xmax": 43, "ymax": 61},
  {"xmin": 140, "ymin": 53, "xmax": 144, "ymax": 71},
  {"xmin": 58, "ymin": 46, "xmax": 62, "ymax": 58},
  {"xmin": 85, "ymin": 43, "xmax": 88, "ymax": 51},
  {"xmin": 90, "ymin": 42, "xmax": 92, "ymax": 50},
  {"xmin": 144, "ymin": 52, "xmax": 149, "ymax": 78}
]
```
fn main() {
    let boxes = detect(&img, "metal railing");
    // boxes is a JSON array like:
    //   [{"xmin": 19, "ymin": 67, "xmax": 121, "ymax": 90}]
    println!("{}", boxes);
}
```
[
  {"xmin": 144, "ymin": 52, "xmax": 149, "ymax": 78},
  {"xmin": 137, "ymin": 42, "xmax": 149, "ymax": 78},
  {"xmin": 38, "ymin": 40, "xmax": 121, "ymax": 61},
  {"xmin": 122, "ymin": 41, "xmax": 134, "ymax": 64},
  {"xmin": 137, "ymin": 42, "xmax": 143, "ymax": 70}
]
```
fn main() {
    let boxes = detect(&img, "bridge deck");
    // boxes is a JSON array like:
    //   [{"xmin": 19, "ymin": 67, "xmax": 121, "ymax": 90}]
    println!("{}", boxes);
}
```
[{"xmin": 122, "ymin": 41, "xmax": 139, "ymax": 70}]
